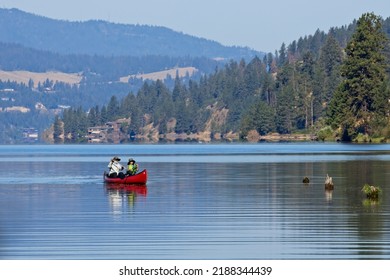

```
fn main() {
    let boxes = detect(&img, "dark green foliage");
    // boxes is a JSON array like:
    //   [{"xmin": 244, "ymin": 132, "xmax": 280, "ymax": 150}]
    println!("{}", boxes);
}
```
[
  {"xmin": 315, "ymin": 34, "xmax": 343, "ymax": 108},
  {"xmin": 240, "ymin": 101, "xmax": 275, "ymax": 136},
  {"xmin": 327, "ymin": 13, "xmax": 390, "ymax": 140},
  {"xmin": 62, "ymin": 107, "xmax": 89, "ymax": 142},
  {"xmin": 275, "ymin": 87, "xmax": 293, "ymax": 134},
  {"xmin": 106, "ymin": 96, "xmax": 120, "ymax": 121},
  {"xmin": 53, "ymin": 115, "xmax": 62, "ymax": 144}
]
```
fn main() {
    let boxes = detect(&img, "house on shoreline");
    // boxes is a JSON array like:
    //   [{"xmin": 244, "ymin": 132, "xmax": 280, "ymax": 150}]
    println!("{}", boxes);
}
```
[{"xmin": 87, "ymin": 118, "xmax": 130, "ymax": 143}]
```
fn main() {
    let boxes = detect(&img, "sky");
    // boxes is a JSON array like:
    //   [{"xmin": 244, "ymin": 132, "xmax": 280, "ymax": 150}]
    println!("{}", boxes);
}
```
[{"xmin": 0, "ymin": 0, "xmax": 390, "ymax": 53}]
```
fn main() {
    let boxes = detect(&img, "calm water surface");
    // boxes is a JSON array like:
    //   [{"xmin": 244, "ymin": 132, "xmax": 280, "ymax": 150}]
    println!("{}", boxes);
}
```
[{"xmin": 0, "ymin": 143, "xmax": 390, "ymax": 259}]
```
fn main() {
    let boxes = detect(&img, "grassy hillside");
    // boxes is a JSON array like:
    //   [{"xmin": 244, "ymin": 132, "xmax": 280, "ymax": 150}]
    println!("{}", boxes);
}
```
[{"xmin": 0, "ymin": 70, "xmax": 82, "ymax": 87}]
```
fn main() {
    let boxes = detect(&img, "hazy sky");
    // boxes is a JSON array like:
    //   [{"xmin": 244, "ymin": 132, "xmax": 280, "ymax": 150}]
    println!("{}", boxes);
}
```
[{"xmin": 1, "ymin": 0, "xmax": 389, "ymax": 52}]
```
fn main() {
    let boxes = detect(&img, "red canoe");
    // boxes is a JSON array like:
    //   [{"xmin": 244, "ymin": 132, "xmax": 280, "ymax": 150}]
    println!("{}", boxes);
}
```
[{"xmin": 103, "ymin": 169, "xmax": 148, "ymax": 184}]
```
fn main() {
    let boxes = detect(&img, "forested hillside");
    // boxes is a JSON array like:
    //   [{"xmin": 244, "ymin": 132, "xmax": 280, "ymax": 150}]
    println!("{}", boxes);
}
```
[
  {"xmin": 0, "ymin": 41, "xmax": 221, "ymax": 81},
  {"xmin": 1, "ymin": 10, "xmax": 389, "ymax": 143},
  {"xmin": 52, "ymin": 13, "xmax": 390, "ymax": 143},
  {"xmin": 0, "ymin": 8, "xmax": 262, "ymax": 60},
  {"xmin": 0, "ymin": 8, "xmax": 266, "ymax": 143},
  {"xmin": 0, "ymin": 45, "xmax": 221, "ymax": 143}
]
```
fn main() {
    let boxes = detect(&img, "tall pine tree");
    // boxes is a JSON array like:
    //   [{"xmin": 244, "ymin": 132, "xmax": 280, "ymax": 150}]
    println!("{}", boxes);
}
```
[{"xmin": 327, "ymin": 13, "xmax": 390, "ymax": 140}]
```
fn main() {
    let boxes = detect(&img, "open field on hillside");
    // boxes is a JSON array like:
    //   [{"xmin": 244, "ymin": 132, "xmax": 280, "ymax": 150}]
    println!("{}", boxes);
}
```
[
  {"xmin": 0, "ymin": 70, "xmax": 82, "ymax": 87},
  {"xmin": 119, "ymin": 67, "xmax": 198, "ymax": 82},
  {"xmin": 0, "ymin": 67, "xmax": 198, "ymax": 87}
]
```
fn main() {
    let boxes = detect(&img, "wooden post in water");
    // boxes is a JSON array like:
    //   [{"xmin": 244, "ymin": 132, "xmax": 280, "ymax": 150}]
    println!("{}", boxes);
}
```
[{"xmin": 325, "ymin": 174, "xmax": 334, "ymax": 190}]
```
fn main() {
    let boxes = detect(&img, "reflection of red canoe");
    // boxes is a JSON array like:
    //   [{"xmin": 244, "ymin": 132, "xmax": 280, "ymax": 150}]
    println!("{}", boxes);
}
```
[
  {"xmin": 103, "ymin": 169, "xmax": 148, "ymax": 184},
  {"xmin": 105, "ymin": 184, "xmax": 147, "ymax": 196}
]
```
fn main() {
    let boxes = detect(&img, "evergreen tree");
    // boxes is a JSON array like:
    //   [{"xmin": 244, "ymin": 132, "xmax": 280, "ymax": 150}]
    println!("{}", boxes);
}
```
[
  {"xmin": 172, "ymin": 77, "xmax": 191, "ymax": 133},
  {"xmin": 87, "ymin": 106, "xmax": 99, "ymax": 127},
  {"xmin": 53, "ymin": 115, "xmax": 63, "ymax": 143},
  {"xmin": 240, "ymin": 101, "xmax": 275, "ymax": 136},
  {"xmin": 106, "ymin": 95, "xmax": 120, "ymax": 121},
  {"xmin": 327, "ymin": 13, "xmax": 390, "ymax": 140},
  {"xmin": 153, "ymin": 80, "xmax": 174, "ymax": 133},
  {"xmin": 278, "ymin": 43, "xmax": 287, "ymax": 67},
  {"xmin": 317, "ymin": 34, "xmax": 343, "ymax": 104},
  {"xmin": 275, "ymin": 87, "xmax": 293, "ymax": 134},
  {"xmin": 100, "ymin": 105, "xmax": 108, "ymax": 124}
]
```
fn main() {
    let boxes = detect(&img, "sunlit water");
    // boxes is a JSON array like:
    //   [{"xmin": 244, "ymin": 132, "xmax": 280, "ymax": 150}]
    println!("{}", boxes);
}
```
[{"xmin": 0, "ymin": 143, "xmax": 390, "ymax": 259}]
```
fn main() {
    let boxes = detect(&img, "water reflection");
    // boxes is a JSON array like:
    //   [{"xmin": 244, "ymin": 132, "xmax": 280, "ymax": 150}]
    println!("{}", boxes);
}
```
[
  {"xmin": 325, "ymin": 189, "xmax": 333, "ymax": 203},
  {"xmin": 105, "ymin": 184, "xmax": 147, "ymax": 216},
  {"xmin": 1, "ymin": 144, "xmax": 390, "ymax": 259}
]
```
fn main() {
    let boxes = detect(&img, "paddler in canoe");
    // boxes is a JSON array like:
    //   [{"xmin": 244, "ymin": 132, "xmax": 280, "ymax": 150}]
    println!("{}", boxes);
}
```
[
  {"xmin": 107, "ymin": 156, "xmax": 125, "ymax": 178},
  {"xmin": 126, "ymin": 158, "xmax": 139, "ymax": 176}
]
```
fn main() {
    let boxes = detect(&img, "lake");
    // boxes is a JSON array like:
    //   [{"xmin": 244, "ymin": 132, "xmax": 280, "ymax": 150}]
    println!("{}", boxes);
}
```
[{"xmin": 0, "ymin": 143, "xmax": 390, "ymax": 259}]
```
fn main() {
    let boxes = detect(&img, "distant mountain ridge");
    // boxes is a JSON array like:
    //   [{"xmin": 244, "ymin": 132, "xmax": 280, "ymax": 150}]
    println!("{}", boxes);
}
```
[{"xmin": 0, "ymin": 8, "xmax": 264, "ymax": 60}]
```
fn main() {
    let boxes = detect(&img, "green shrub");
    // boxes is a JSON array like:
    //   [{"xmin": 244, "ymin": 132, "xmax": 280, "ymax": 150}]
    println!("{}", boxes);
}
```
[
  {"xmin": 361, "ymin": 184, "xmax": 381, "ymax": 199},
  {"xmin": 317, "ymin": 126, "xmax": 333, "ymax": 141}
]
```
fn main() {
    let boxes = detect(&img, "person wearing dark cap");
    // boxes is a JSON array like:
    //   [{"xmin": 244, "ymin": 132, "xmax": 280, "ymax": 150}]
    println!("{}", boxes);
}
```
[
  {"xmin": 126, "ymin": 158, "xmax": 139, "ymax": 176},
  {"xmin": 107, "ymin": 156, "xmax": 125, "ymax": 178}
]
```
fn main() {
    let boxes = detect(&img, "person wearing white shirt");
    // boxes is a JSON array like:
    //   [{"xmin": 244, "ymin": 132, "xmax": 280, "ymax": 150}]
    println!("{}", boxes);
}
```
[{"xmin": 107, "ymin": 156, "xmax": 125, "ymax": 178}]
